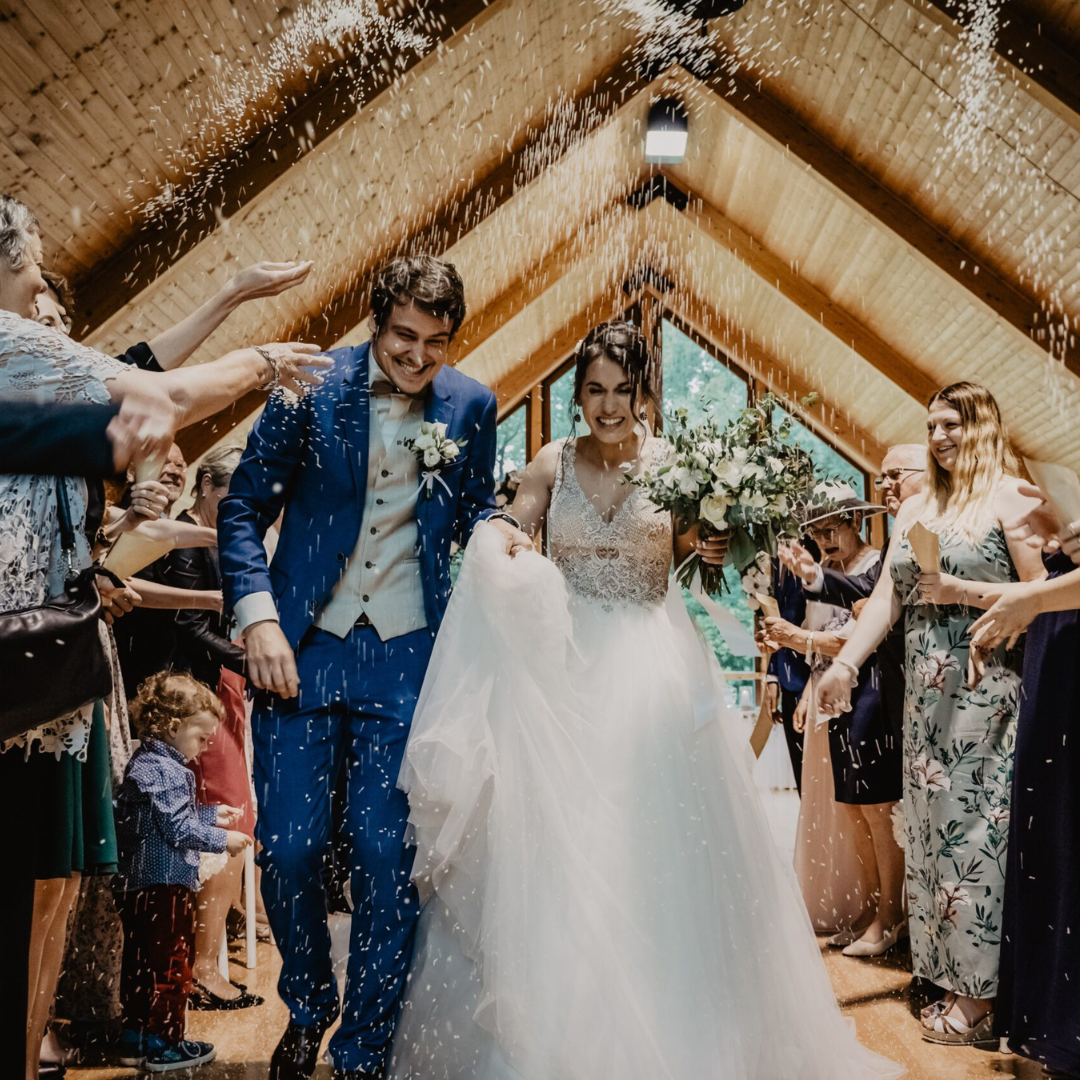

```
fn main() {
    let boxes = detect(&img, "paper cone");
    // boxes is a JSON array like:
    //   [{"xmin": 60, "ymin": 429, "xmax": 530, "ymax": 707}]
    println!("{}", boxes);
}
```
[
  {"xmin": 907, "ymin": 521, "xmax": 941, "ymax": 575},
  {"xmin": 102, "ymin": 449, "xmax": 170, "ymax": 580},
  {"xmin": 755, "ymin": 593, "xmax": 780, "ymax": 620},
  {"xmin": 1024, "ymin": 457, "xmax": 1080, "ymax": 529},
  {"xmin": 749, "ymin": 693, "xmax": 775, "ymax": 759}
]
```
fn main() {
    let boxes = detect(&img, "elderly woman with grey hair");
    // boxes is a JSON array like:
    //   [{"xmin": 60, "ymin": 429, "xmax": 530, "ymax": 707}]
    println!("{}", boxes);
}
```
[{"xmin": 0, "ymin": 194, "xmax": 328, "ymax": 1080}]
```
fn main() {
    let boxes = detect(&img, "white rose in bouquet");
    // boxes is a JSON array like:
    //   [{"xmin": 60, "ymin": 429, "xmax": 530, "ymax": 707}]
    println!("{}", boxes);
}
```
[
  {"xmin": 700, "ymin": 493, "xmax": 731, "ymax": 530},
  {"xmin": 413, "ymin": 432, "xmax": 436, "ymax": 450},
  {"xmin": 673, "ymin": 466, "xmax": 701, "ymax": 497},
  {"xmin": 713, "ymin": 459, "xmax": 744, "ymax": 491},
  {"xmin": 423, "ymin": 446, "xmax": 442, "ymax": 468}
]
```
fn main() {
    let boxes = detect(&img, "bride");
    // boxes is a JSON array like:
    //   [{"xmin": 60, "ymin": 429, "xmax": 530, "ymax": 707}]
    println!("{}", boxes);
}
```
[{"xmin": 388, "ymin": 322, "xmax": 902, "ymax": 1080}]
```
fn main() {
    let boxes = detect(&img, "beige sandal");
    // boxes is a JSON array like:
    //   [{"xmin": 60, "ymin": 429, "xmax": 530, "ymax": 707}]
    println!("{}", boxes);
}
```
[
  {"xmin": 920, "ymin": 995, "xmax": 952, "ymax": 1021},
  {"xmin": 921, "ymin": 1008, "xmax": 996, "ymax": 1047}
]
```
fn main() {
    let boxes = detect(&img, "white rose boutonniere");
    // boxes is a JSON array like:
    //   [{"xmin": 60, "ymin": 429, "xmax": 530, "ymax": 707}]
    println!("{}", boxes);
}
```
[{"xmin": 404, "ymin": 421, "xmax": 467, "ymax": 498}]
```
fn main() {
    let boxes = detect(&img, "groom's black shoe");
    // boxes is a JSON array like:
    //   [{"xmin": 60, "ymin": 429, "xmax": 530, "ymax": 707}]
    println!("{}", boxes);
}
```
[{"xmin": 269, "ymin": 1019, "xmax": 332, "ymax": 1080}]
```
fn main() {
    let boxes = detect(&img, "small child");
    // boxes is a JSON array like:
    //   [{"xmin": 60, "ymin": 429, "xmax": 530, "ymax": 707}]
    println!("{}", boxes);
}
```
[{"xmin": 113, "ymin": 671, "xmax": 251, "ymax": 1072}]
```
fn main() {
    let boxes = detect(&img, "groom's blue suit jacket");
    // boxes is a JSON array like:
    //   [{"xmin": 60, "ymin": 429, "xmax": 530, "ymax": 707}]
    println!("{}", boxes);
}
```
[{"xmin": 218, "ymin": 341, "xmax": 501, "ymax": 650}]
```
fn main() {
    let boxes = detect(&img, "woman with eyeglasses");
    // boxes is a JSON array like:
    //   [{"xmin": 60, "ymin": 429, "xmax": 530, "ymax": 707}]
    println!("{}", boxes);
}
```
[
  {"xmin": 761, "ymin": 485, "xmax": 904, "ymax": 959},
  {"xmin": 815, "ymin": 382, "xmax": 1046, "ymax": 1047}
]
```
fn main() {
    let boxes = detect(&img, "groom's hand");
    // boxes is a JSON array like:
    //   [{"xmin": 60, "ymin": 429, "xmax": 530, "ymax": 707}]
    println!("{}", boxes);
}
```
[
  {"xmin": 488, "ymin": 517, "xmax": 533, "ymax": 557},
  {"xmin": 244, "ymin": 621, "xmax": 300, "ymax": 698}
]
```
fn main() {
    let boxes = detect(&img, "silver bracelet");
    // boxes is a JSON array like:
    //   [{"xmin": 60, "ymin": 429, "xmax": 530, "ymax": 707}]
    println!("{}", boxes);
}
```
[{"xmin": 254, "ymin": 346, "xmax": 282, "ymax": 390}]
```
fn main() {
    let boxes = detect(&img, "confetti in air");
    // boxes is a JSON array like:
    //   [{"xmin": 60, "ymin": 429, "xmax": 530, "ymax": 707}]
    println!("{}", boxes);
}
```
[
  {"xmin": 938, "ymin": 0, "xmax": 1007, "ymax": 173},
  {"xmin": 138, "ymin": 0, "xmax": 432, "ymax": 220}
]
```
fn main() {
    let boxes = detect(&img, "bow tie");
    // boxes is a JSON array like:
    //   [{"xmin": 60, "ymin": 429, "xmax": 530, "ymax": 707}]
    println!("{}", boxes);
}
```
[{"xmin": 370, "ymin": 379, "xmax": 427, "ymax": 401}]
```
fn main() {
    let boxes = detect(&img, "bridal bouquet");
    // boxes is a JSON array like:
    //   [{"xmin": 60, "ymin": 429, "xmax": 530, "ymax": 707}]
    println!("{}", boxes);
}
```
[{"xmin": 627, "ymin": 393, "xmax": 818, "ymax": 595}]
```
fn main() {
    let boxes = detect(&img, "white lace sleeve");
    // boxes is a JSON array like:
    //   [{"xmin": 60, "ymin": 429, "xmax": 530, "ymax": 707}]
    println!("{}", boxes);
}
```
[
  {"xmin": 0, "ymin": 310, "xmax": 125, "ymax": 760},
  {"xmin": 0, "ymin": 308, "xmax": 125, "ymax": 403}
]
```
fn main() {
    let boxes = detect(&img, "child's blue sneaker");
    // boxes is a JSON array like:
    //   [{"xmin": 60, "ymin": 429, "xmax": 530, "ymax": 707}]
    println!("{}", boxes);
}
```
[
  {"xmin": 143, "ymin": 1037, "xmax": 216, "ymax": 1072},
  {"xmin": 116, "ymin": 1028, "xmax": 148, "ymax": 1067}
]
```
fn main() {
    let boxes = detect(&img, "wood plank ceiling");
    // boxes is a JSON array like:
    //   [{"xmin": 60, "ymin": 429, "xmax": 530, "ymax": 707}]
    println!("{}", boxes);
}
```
[{"xmin": 3, "ymin": 0, "xmax": 1079, "ymax": 473}]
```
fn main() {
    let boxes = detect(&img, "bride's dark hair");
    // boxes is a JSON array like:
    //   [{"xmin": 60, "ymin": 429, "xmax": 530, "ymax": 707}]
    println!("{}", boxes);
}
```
[{"xmin": 571, "ymin": 320, "xmax": 660, "ymax": 422}]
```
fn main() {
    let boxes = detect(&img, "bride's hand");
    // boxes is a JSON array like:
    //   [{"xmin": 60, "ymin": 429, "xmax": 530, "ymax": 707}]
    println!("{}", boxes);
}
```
[
  {"xmin": 489, "ymin": 517, "xmax": 533, "ymax": 557},
  {"xmin": 696, "ymin": 532, "xmax": 729, "ymax": 566},
  {"xmin": 815, "ymin": 664, "xmax": 854, "ymax": 718}
]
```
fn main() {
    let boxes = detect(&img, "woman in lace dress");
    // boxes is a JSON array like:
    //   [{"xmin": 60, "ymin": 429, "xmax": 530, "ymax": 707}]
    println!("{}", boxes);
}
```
[
  {"xmin": 0, "ymin": 194, "xmax": 327, "ymax": 1080},
  {"xmin": 816, "ymin": 382, "xmax": 1045, "ymax": 1048},
  {"xmin": 388, "ymin": 322, "xmax": 902, "ymax": 1080}
]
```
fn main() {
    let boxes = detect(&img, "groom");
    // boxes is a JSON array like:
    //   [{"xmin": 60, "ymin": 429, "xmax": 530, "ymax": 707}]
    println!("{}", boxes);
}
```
[{"xmin": 218, "ymin": 256, "xmax": 529, "ymax": 1080}]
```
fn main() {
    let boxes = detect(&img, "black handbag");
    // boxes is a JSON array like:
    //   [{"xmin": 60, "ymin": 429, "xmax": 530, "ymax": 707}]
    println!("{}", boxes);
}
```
[{"xmin": 0, "ymin": 478, "xmax": 120, "ymax": 742}]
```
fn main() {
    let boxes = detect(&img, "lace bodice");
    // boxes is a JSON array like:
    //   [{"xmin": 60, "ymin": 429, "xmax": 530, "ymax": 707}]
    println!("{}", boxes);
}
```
[
  {"xmin": 0, "ymin": 310, "xmax": 126, "ymax": 758},
  {"xmin": 548, "ymin": 438, "xmax": 672, "ymax": 610}
]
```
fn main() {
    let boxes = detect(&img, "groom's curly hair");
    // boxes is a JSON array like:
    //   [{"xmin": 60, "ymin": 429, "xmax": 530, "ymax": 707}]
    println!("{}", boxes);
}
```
[{"xmin": 370, "ymin": 255, "xmax": 467, "ymax": 338}]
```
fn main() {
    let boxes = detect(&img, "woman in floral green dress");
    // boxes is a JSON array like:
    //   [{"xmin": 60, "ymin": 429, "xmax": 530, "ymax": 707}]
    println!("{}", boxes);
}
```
[{"xmin": 815, "ymin": 382, "xmax": 1045, "ymax": 1047}]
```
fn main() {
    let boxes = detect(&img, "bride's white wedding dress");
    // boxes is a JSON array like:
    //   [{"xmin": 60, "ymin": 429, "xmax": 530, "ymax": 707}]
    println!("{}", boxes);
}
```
[{"xmin": 388, "ymin": 439, "xmax": 902, "ymax": 1080}]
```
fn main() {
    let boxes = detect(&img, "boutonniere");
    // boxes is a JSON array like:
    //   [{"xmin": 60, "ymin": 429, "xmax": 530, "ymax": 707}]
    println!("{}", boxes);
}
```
[{"xmin": 405, "ymin": 421, "xmax": 467, "ymax": 498}]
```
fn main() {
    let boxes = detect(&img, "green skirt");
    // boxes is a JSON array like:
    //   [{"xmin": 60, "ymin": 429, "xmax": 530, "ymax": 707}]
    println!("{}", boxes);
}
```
[{"xmin": 24, "ymin": 702, "xmax": 118, "ymax": 879}]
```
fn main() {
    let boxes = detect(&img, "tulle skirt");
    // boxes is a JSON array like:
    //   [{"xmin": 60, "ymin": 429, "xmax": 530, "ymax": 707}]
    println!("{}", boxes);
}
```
[{"xmin": 389, "ymin": 525, "xmax": 902, "ymax": 1080}]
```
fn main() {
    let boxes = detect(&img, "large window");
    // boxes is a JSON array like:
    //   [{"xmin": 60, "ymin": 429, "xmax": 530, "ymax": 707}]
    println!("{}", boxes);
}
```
[
  {"xmin": 661, "ymin": 320, "xmax": 756, "ymax": 689},
  {"xmin": 772, "ymin": 404, "xmax": 868, "ymax": 499},
  {"xmin": 662, "ymin": 318, "xmax": 748, "ymax": 427},
  {"xmin": 545, "ymin": 363, "xmax": 578, "ymax": 443},
  {"xmin": 495, "ymin": 403, "xmax": 527, "ymax": 483}
]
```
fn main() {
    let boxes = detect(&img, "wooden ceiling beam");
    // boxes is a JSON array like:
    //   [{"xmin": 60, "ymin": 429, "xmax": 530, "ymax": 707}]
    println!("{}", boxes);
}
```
[
  {"xmin": 917, "ymin": 0, "xmax": 1080, "ymax": 135},
  {"xmin": 492, "ymin": 289, "xmax": 638, "ymax": 416},
  {"xmin": 654, "ymin": 185, "xmax": 940, "ymax": 406},
  {"xmin": 696, "ymin": 71, "xmax": 1056, "ymax": 365},
  {"xmin": 174, "ymin": 64, "xmax": 648, "ymax": 460},
  {"xmin": 455, "ymin": 196, "xmax": 646, "ymax": 357},
  {"xmin": 650, "ymin": 285, "xmax": 887, "ymax": 473},
  {"xmin": 73, "ymin": 0, "xmax": 496, "ymax": 339}
]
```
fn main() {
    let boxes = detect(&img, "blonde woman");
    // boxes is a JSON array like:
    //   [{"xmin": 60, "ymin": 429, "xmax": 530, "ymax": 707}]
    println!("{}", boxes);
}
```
[{"xmin": 816, "ymin": 382, "xmax": 1045, "ymax": 1047}]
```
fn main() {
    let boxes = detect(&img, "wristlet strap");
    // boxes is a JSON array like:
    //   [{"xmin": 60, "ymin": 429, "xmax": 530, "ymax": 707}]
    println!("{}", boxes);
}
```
[{"xmin": 54, "ymin": 477, "xmax": 79, "ymax": 579}]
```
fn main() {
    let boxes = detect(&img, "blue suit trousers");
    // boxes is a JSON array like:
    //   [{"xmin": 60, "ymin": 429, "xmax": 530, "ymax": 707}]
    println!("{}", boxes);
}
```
[{"xmin": 252, "ymin": 624, "xmax": 433, "ymax": 1073}]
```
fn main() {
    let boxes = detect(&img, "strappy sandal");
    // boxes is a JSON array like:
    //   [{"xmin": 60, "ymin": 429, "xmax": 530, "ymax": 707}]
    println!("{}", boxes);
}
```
[
  {"xmin": 921, "ymin": 1007, "xmax": 997, "ymax": 1047},
  {"xmin": 920, "ymin": 992, "xmax": 954, "ymax": 1022}
]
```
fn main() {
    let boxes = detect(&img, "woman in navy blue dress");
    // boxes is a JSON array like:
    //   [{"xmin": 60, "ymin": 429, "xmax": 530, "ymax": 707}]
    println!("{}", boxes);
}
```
[{"xmin": 968, "ymin": 539, "xmax": 1080, "ymax": 1077}]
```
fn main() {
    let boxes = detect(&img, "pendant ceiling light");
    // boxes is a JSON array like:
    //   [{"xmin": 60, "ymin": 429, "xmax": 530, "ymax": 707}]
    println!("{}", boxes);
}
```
[{"xmin": 645, "ymin": 97, "xmax": 689, "ymax": 163}]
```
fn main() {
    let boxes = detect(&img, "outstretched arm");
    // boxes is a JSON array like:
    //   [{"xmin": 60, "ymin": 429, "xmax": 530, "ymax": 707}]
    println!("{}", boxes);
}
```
[
  {"xmin": 148, "ymin": 262, "xmax": 314, "ymax": 370},
  {"xmin": 815, "ymin": 502, "xmax": 912, "ymax": 716},
  {"xmin": 107, "ymin": 342, "xmax": 328, "ymax": 429},
  {"xmin": 510, "ymin": 440, "xmax": 561, "ymax": 539}
]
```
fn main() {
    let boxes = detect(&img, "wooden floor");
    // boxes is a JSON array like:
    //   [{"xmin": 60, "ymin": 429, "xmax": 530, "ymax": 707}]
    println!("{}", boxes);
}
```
[{"xmin": 69, "ymin": 789, "xmax": 1047, "ymax": 1080}]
